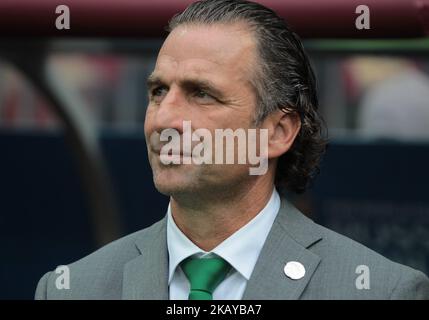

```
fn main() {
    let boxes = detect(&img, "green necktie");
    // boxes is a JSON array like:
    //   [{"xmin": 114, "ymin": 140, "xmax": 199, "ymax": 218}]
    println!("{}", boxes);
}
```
[{"xmin": 180, "ymin": 256, "xmax": 231, "ymax": 300}]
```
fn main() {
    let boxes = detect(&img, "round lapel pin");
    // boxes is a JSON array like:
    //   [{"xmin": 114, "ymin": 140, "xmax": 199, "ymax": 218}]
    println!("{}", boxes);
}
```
[{"xmin": 284, "ymin": 261, "xmax": 306, "ymax": 280}]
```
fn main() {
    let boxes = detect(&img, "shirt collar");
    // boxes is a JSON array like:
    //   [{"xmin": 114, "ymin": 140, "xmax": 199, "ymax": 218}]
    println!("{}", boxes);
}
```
[{"xmin": 166, "ymin": 188, "xmax": 280, "ymax": 283}]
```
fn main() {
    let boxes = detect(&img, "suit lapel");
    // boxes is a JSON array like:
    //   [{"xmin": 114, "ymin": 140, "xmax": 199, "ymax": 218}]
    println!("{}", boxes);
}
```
[
  {"xmin": 121, "ymin": 198, "xmax": 323, "ymax": 300},
  {"xmin": 242, "ymin": 199, "xmax": 323, "ymax": 300},
  {"xmin": 122, "ymin": 217, "xmax": 169, "ymax": 299}
]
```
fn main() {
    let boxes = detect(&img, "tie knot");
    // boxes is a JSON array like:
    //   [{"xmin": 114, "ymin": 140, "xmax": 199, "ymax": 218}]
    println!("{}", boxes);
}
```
[{"xmin": 180, "ymin": 256, "xmax": 231, "ymax": 300}]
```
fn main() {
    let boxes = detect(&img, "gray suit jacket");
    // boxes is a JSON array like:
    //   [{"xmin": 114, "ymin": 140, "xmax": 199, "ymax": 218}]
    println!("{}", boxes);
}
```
[{"xmin": 35, "ymin": 199, "xmax": 429, "ymax": 299}]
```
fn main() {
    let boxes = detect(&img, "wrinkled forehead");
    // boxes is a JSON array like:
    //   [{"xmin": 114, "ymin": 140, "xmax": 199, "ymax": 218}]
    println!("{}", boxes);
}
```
[{"xmin": 154, "ymin": 23, "xmax": 258, "ymax": 83}]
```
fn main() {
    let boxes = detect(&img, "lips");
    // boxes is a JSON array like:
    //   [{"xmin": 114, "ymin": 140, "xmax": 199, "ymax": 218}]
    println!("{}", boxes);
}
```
[
  {"xmin": 148, "ymin": 129, "xmax": 198, "ymax": 159},
  {"xmin": 154, "ymin": 148, "xmax": 192, "ymax": 157},
  {"xmin": 171, "ymin": 150, "xmax": 193, "ymax": 157},
  {"xmin": 151, "ymin": 142, "xmax": 194, "ymax": 157}
]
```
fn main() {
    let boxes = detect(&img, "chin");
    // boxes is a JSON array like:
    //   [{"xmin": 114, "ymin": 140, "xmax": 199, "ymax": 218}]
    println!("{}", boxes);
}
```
[
  {"xmin": 152, "ymin": 167, "xmax": 197, "ymax": 196},
  {"xmin": 153, "ymin": 178, "xmax": 182, "ymax": 196}
]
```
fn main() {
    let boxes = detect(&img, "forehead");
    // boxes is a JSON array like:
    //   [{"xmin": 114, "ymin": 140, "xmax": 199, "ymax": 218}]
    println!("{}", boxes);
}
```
[{"xmin": 153, "ymin": 23, "xmax": 257, "ymax": 84}]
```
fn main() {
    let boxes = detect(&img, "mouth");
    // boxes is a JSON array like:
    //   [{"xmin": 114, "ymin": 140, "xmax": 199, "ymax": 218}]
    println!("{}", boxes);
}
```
[
  {"xmin": 154, "ymin": 149, "xmax": 194, "ymax": 165},
  {"xmin": 168, "ymin": 150, "xmax": 192, "ymax": 157},
  {"xmin": 151, "ymin": 147, "xmax": 192, "ymax": 157}
]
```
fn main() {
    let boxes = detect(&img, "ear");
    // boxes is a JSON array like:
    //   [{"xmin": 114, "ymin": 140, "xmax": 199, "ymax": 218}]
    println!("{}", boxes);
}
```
[{"xmin": 261, "ymin": 108, "xmax": 301, "ymax": 159}]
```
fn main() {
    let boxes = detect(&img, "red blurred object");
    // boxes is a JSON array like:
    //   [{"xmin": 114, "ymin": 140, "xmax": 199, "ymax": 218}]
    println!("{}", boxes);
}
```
[{"xmin": 0, "ymin": 0, "xmax": 428, "ymax": 38}]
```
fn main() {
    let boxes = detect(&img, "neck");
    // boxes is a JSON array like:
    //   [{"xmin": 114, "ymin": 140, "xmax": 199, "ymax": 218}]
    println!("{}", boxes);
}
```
[{"xmin": 170, "ymin": 176, "xmax": 275, "ymax": 251}]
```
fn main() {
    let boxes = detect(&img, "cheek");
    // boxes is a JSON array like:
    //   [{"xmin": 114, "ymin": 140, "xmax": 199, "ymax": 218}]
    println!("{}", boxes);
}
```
[
  {"xmin": 204, "ymin": 109, "xmax": 236, "ymax": 127},
  {"xmin": 206, "ymin": 111, "xmax": 253, "ymax": 131},
  {"xmin": 144, "ymin": 108, "xmax": 155, "ymax": 134}
]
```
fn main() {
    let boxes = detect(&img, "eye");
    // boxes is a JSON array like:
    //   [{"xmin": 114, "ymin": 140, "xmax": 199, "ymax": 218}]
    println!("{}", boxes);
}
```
[
  {"xmin": 151, "ymin": 86, "xmax": 168, "ymax": 97},
  {"xmin": 193, "ymin": 89, "xmax": 216, "ymax": 103},
  {"xmin": 149, "ymin": 86, "xmax": 168, "ymax": 103},
  {"xmin": 195, "ymin": 90, "xmax": 209, "ymax": 98}
]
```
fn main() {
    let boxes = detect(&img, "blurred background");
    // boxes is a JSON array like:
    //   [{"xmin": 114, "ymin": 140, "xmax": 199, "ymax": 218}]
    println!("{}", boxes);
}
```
[{"xmin": 1, "ymin": 0, "xmax": 429, "ymax": 299}]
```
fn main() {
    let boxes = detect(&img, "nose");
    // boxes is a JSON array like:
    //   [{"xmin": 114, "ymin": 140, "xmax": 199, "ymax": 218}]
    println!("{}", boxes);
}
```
[{"xmin": 150, "ymin": 86, "xmax": 187, "ymax": 135}]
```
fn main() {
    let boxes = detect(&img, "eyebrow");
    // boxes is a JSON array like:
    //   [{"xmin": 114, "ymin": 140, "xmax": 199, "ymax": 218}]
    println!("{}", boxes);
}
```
[
  {"xmin": 146, "ymin": 74, "xmax": 163, "ymax": 89},
  {"xmin": 146, "ymin": 74, "xmax": 225, "ymax": 99}
]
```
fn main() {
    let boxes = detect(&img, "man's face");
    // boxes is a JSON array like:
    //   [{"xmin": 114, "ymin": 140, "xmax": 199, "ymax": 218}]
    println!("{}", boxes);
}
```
[{"xmin": 144, "ymin": 23, "xmax": 261, "ymax": 197}]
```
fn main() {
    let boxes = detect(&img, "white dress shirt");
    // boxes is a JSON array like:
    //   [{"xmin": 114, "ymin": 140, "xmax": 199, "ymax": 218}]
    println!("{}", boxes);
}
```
[{"xmin": 167, "ymin": 188, "xmax": 281, "ymax": 300}]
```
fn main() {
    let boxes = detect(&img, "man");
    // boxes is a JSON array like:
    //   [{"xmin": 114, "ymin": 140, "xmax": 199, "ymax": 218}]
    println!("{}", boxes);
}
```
[{"xmin": 35, "ymin": 0, "xmax": 429, "ymax": 299}]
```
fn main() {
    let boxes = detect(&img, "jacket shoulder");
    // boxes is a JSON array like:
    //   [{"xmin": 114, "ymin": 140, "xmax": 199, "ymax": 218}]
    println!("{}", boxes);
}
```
[
  {"xmin": 35, "ymin": 218, "xmax": 165, "ymax": 299},
  {"xmin": 305, "ymin": 220, "xmax": 429, "ymax": 299}
]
